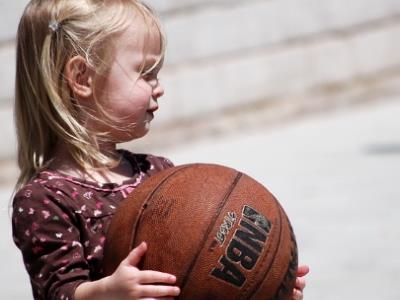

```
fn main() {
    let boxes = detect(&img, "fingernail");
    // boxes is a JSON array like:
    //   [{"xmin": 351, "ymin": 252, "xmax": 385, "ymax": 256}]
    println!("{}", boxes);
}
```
[{"xmin": 174, "ymin": 287, "xmax": 181, "ymax": 294}]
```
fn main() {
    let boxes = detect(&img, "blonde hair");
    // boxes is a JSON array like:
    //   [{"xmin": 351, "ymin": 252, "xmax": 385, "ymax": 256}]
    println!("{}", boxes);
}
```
[{"xmin": 14, "ymin": 0, "xmax": 166, "ymax": 190}]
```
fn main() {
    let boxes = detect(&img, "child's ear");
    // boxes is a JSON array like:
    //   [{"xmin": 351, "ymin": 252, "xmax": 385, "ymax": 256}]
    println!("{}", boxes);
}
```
[{"xmin": 64, "ymin": 56, "xmax": 94, "ymax": 99}]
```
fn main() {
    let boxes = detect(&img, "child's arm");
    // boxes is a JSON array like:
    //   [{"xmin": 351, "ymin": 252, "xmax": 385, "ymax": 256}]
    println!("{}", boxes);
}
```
[
  {"xmin": 12, "ymin": 189, "xmax": 93, "ymax": 299},
  {"xmin": 75, "ymin": 242, "xmax": 180, "ymax": 300}
]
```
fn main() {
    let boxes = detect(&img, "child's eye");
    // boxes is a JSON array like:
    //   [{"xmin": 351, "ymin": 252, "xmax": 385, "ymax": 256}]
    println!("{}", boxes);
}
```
[
  {"xmin": 142, "ymin": 71, "xmax": 158, "ymax": 82},
  {"xmin": 141, "ymin": 72, "xmax": 159, "ymax": 88},
  {"xmin": 141, "ymin": 62, "xmax": 162, "ymax": 81}
]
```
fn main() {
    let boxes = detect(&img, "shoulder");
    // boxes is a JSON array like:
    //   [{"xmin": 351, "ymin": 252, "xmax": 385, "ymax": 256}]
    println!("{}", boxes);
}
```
[
  {"xmin": 120, "ymin": 150, "xmax": 174, "ymax": 174},
  {"xmin": 144, "ymin": 153, "xmax": 174, "ymax": 171},
  {"xmin": 12, "ymin": 171, "xmax": 76, "ymax": 218},
  {"xmin": 13, "ymin": 174, "xmax": 54, "ymax": 208},
  {"xmin": 11, "ymin": 172, "xmax": 79, "ymax": 246}
]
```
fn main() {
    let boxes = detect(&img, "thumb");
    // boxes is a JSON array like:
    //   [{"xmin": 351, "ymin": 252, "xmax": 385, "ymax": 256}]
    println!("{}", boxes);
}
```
[{"xmin": 122, "ymin": 241, "xmax": 148, "ymax": 267}]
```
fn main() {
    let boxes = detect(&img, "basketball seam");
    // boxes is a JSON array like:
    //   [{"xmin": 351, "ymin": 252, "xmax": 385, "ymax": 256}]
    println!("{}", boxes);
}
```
[
  {"xmin": 129, "ymin": 164, "xmax": 194, "ymax": 250},
  {"xmin": 247, "ymin": 200, "xmax": 283, "ymax": 300},
  {"xmin": 272, "ymin": 236, "xmax": 297, "ymax": 300},
  {"xmin": 271, "ymin": 208, "xmax": 298, "ymax": 300},
  {"xmin": 178, "ymin": 171, "xmax": 243, "ymax": 298},
  {"xmin": 238, "ymin": 211, "xmax": 277, "ymax": 298}
]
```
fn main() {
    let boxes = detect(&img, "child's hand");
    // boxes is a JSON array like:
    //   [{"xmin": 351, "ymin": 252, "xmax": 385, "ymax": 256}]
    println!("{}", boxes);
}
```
[
  {"xmin": 103, "ymin": 242, "xmax": 180, "ymax": 300},
  {"xmin": 292, "ymin": 265, "xmax": 309, "ymax": 300}
]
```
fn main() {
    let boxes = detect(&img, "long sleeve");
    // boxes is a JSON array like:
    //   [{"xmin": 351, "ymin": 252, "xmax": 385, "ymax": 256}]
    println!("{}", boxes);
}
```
[
  {"xmin": 11, "ymin": 152, "xmax": 174, "ymax": 300},
  {"xmin": 12, "ymin": 186, "xmax": 90, "ymax": 300}
]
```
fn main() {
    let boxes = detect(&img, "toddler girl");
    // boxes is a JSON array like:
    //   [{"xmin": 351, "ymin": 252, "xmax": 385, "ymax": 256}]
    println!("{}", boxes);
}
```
[{"xmin": 12, "ymin": 0, "xmax": 308, "ymax": 299}]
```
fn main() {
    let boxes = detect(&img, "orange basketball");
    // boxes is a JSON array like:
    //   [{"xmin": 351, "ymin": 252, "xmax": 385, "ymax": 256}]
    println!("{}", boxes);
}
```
[{"xmin": 103, "ymin": 163, "xmax": 298, "ymax": 300}]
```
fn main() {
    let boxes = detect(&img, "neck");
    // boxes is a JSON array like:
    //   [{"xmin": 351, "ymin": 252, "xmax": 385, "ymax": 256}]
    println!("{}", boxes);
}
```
[{"xmin": 47, "ymin": 142, "xmax": 134, "ymax": 184}]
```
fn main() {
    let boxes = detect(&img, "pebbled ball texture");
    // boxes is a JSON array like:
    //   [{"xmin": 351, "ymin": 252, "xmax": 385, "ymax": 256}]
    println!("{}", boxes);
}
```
[{"xmin": 103, "ymin": 163, "xmax": 298, "ymax": 300}]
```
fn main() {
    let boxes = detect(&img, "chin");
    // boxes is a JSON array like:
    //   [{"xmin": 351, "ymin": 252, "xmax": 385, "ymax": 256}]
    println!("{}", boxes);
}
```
[{"xmin": 120, "ymin": 128, "xmax": 150, "ymax": 142}]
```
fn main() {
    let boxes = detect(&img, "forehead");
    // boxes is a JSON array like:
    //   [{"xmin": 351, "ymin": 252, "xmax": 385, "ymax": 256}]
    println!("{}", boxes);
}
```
[{"xmin": 113, "ymin": 15, "xmax": 163, "ymax": 67}]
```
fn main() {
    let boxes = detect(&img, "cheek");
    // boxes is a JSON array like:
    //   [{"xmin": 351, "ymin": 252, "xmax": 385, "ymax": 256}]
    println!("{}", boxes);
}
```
[
  {"xmin": 96, "ymin": 80, "xmax": 152, "ymax": 117},
  {"xmin": 113, "ymin": 96, "xmax": 148, "ymax": 119},
  {"xmin": 132, "ymin": 81, "xmax": 152, "ymax": 98},
  {"xmin": 126, "ymin": 84, "xmax": 153, "ymax": 109}
]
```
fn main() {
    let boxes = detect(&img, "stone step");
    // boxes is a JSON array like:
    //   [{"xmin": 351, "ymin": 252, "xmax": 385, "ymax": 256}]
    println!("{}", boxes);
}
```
[
  {"xmin": 156, "ymin": 19, "xmax": 400, "ymax": 123},
  {"xmin": 159, "ymin": 0, "xmax": 400, "ymax": 65}
]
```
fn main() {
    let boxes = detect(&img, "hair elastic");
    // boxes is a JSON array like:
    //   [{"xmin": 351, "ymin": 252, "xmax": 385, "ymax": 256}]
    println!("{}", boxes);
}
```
[{"xmin": 48, "ymin": 20, "xmax": 60, "ymax": 32}]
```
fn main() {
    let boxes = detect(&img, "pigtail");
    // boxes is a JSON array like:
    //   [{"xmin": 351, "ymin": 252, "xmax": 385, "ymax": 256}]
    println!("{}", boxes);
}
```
[{"xmin": 14, "ymin": 3, "xmax": 56, "ymax": 188}]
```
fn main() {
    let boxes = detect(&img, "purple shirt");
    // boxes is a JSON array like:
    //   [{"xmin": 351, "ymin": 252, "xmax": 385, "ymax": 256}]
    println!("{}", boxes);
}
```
[{"xmin": 12, "ymin": 151, "xmax": 173, "ymax": 300}]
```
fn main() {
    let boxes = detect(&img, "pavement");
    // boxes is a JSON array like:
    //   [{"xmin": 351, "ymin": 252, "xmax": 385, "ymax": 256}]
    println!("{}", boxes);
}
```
[{"xmin": 1, "ymin": 97, "xmax": 399, "ymax": 299}]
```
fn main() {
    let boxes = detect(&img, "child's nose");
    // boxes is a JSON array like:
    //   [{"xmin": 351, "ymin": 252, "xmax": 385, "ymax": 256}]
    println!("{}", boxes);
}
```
[{"xmin": 152, "ymin": 81, "xmax": 164, "ymax": 99}]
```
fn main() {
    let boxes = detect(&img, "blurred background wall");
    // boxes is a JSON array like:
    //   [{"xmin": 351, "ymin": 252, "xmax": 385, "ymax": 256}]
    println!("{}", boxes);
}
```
[
  {"xmin": 1, "ymin": 1, "xmax": 399, "ymax": 299},
  {"xmin": 1, "ymin": 0, "xmax": 400, "ymax": 182}
]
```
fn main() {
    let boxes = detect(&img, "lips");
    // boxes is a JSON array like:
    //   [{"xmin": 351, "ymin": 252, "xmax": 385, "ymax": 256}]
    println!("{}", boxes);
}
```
[
  {"xmin": 146, "ymin": 107, "xmax": 157, "ymax": 121},
  {"xmin": 147, "ymin": 106, "xmax": 158, "ymax": 113}
]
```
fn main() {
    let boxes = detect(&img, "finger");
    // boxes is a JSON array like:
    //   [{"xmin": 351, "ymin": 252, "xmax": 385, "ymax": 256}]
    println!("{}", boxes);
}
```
[
  {"xmin": 292, "ymin": 288, "xmax": 303, "ymax": 300},
  {"xmin": 295, "ymin": 277, "xmax": 306, "ymax": 291},
  {"xmin": 122, "ymin": 241, "xmax": 147, "ymax": 267},
  {"xmin": 138, "ymin": 285, "xmax": 180, "ymax": 298},
  {"xmin": 138, "ymin": 270, "xmax": 177, "ymax": 284},
  {"xmin": 296, "ymin": 265, "xmax": 310, "ymax": 277}
]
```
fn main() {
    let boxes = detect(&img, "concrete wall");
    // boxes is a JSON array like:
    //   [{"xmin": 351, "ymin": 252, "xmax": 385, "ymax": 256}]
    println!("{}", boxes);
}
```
[{"xmin": 1, "ymin": 0, "xmax": 399, "ymax": 161}]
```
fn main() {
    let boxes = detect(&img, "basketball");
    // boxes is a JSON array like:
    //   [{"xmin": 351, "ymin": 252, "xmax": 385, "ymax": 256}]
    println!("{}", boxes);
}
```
[{"xmin": 103, "ymin": 163, "xmax": 298, "ymax": 300}]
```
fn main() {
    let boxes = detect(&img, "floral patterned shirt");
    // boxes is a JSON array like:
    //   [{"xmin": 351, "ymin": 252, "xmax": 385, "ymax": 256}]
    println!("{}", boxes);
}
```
[{"xmin": 12, "ymin": 151, "xmax": 174, "ymax": 300}]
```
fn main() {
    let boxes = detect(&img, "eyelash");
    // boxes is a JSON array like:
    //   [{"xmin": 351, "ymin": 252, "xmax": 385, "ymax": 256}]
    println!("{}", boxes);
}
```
[{"xmin": 142, "ymin": 70, "xmax": 158, "ymax": 79}]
